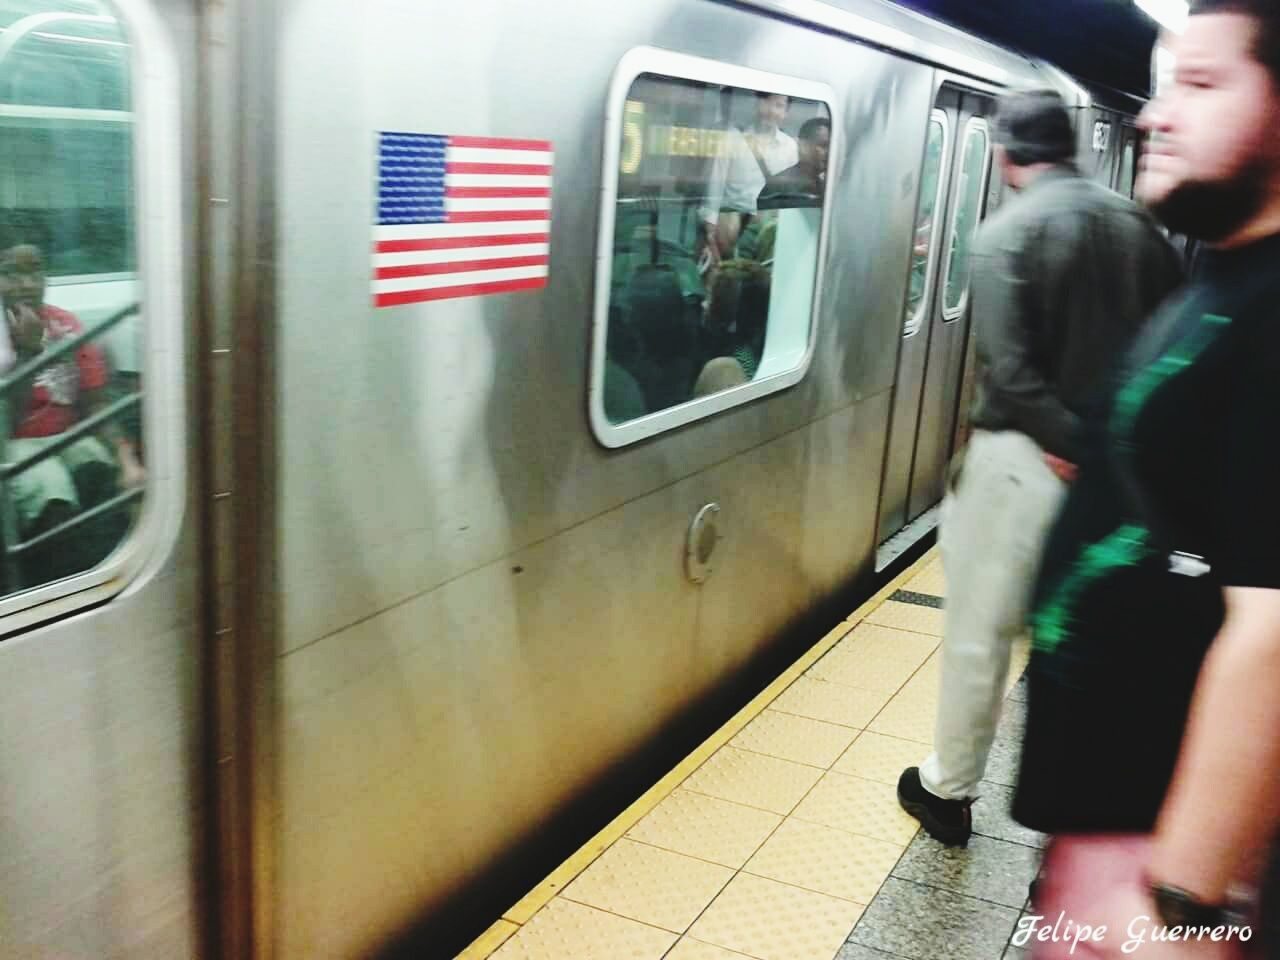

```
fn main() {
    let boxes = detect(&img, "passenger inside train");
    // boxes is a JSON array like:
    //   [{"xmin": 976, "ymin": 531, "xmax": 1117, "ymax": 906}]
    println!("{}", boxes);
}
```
[
  {"xmin": 603, "ymin": 79, "xmax": 831, "ymax": 423},
  {"xmin": 0, "ymin": 244, "xmax": 142, "ymax": 588},
  {"xmin": 760, "ymin": 115, "xmax": 832, "ymax": 208}
]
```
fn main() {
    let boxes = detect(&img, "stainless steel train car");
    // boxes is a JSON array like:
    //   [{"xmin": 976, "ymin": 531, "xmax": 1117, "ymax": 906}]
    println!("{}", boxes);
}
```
[{"xmin": 0, "ymin": 1, "xmax": 1146, "ymax": 958}]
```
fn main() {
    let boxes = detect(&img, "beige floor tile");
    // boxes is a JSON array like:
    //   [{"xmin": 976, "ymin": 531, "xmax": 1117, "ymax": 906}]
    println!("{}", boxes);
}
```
[
  {"xmin": 682, "ymin": 747, "xmax": 824, "ymax": 816},
  {"xmin": 808, "ymin": 624, "xmax": 938, "ymax": 694},
  {"xmin": 792, "ymin": 772, "xmax": 920, "ymax": 845},
  {"xmin": 688, "ymin": 873, "xmax": 863, "ymax": 960},
  {"xmin": 625, "ymin": 789, "xmax": 782, "ymax": 869},
  {"xmin": 770, "ymin": 677, "xmax": 889, "ymax": 729},
  {"xmin": 490, "ymin": 898, "xmax": 676, "ymax": 960},
  {"xmin": 864, "ymin": 600, "xmax": 945, "ymax": 637},
  {"xmin": 866, "ymin": 681, "xmax": 937, "ymax": 744},
  {"xmin": 730, "ymin": 710, "xmax": 858, "ymax": 769},
  {"xmin": 561, "ymin": 838, "xmax": 733, "ymax": 934},
  {"xmin": 833, "ymin": 732, "xmax": 929, "ymax": 784},
  {"xmin": 905, "ymin": 557, "xmax": 947, "ymax": 597},
  {"xmin": 665, "ymin": 938, "xmax": 757, "ymax": 959},
  {"xmin": 744, "ymin": 817, "xmax": 902, "ymax": 904}
]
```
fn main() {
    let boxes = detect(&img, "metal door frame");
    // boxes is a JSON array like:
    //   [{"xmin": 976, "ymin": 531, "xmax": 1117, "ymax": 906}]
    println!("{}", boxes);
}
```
[{"xmin": 198, "ymin": 0, "xmax": 279, "ymax": 958}]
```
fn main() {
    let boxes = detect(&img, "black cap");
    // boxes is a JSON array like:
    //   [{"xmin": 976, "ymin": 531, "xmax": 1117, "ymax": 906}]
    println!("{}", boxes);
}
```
[{"xmin": 994, "ymin": 89, "xmax": 1076, "ymax": 167}]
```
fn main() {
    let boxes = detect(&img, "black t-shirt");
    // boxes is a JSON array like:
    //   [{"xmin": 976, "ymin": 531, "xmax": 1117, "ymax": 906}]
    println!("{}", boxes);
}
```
[{"xmin": 1013, "ymin": 231, "xmax": 1280, "ymax": 834}]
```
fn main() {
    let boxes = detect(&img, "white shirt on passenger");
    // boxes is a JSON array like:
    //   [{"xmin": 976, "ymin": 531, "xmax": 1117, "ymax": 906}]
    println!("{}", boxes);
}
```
[{"xmin": 701, "ymin": 125, "xmax": 799, "ymax": 224}]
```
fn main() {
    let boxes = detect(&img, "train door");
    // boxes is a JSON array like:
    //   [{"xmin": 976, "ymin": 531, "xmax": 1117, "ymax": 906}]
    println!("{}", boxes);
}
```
[
  {"xmin": 906, "ymin": 89, "xmax": 994, "ymax": 520},
  {"xmin": 878, "ymin": 86, "xmax": 995, "ymax": 553}
]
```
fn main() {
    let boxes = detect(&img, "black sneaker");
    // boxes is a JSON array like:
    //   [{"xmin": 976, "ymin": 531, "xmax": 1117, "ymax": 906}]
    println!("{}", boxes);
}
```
[{"xmin": 897, "ymin": 766, "xmax": 973, "ymax": 847}]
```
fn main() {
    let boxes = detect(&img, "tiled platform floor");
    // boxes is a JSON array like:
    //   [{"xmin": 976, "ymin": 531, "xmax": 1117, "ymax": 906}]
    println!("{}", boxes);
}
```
[{"xmin": 459, "ymin": 549, "xmax": 1043, "ymax": 960}]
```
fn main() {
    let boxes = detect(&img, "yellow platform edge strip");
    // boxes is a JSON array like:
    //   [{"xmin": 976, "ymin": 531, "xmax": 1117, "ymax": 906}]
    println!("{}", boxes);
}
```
[
  {"xmin": 455, "ymin": 919, "xmax": 519, "ymax": 960},
  {"xmin": 454, "ymin": 547, "xmax": 937, "ymax": 956}
]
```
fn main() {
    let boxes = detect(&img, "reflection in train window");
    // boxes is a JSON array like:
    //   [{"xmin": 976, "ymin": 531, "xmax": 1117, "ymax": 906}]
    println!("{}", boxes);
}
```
[
  {"xmin": 600, "ymin": 71, "xmax": 831, "ymax": 428},
  {"xmin": 942, "ymin": 118, "xmax": 990, "ymax": 320},
  {"xmin": 0, "ymin": 2, "xmax": 144, "ymax": 599},
  {"xmin": 903, "ymin": 112, "xmax": 948, "ymax": 337}
]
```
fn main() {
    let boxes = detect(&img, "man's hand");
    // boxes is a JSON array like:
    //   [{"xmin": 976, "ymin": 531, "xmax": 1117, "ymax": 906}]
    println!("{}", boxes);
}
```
[
  {"xmin": 1048, "ymin": 884, "xmax": 1247, "ymax": 958},
  {"xmin": 1045, "ymin": 452, "xmax": 1078, "ymax": 483},
  {"xmin": 6, "ymin": 303, "xmax": 42, "ymax": 355},
  {"xmin": 701, "ymin": 223, "xmax": 722, "ymax": 270}
]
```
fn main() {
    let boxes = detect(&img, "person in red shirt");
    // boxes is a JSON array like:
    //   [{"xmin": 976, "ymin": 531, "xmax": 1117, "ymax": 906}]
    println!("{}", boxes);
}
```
[{"xmin": 0, "ymin": 244, "xmax": 143, "ymax": 568}]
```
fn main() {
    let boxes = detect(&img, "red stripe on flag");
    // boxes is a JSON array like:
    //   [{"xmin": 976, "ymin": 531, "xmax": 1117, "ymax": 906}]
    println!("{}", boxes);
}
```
[
  {"xmin": 446, "ymin": 210, "xmax": 548, "ymax": 223},
  {"xmin": 445, "ymin": 186, "xmax": 551, "ymax": 198},
  {"xmin": 445, "ymin": 162, "xmax": 553, "ymax": 176},
  {"xmin": 448, "ymin": 136, "xmax": 552, "ymax": 152},
  {"xmin": 374, "ymin": 277, "xmax": 547, "ymax": 307},
  {"xmin": 374, "ymin": 255, "xmax": 548, "ymax": 280},
  {"xmin": 374, "ymin": 233, "xmax": 548, "ymax": 253}
]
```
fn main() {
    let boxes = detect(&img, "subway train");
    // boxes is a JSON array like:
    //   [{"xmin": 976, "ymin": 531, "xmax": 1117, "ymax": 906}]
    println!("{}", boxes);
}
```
[{"xmin": 0, "ymin": 0, "xmax": 1151, "ymax": 958}]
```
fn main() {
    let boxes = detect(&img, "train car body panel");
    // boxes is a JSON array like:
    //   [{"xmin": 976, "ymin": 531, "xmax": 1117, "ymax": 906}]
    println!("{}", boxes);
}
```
[{"xmin": 0, "ymin": 0, "xmax": 202, "ymax": 957}]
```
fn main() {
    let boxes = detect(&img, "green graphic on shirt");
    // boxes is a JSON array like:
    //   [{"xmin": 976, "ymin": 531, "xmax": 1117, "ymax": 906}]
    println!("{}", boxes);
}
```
[
  {"xmin": 1033, "ymin": 523, "xmax": 1151, "ymax": 653},
  {"xmin": 1110, "ymin": 313, "xmax": 1231, "ymax": 442},
  {"xmin": 1032, "ymin": 313, "xmax": 1232, "ymax": 656}
]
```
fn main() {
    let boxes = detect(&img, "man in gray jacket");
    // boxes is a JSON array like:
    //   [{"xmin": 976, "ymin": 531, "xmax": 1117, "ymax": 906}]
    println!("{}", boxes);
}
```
[{"xmin": 897, "ymin": 88, "xmax": 1183, "ymax": 846}]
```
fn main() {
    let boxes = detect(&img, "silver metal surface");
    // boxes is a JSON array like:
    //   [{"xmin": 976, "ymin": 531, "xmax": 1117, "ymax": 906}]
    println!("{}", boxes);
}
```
[{"xmin": 0, "ymin": 0, "xmax": 201, "ymax": 958}]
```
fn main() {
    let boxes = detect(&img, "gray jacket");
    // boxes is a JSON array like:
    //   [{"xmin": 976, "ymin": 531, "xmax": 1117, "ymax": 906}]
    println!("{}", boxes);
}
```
[{"xmin": 968, "ymin": 165, "xmax": 1184, "ymax": 462}]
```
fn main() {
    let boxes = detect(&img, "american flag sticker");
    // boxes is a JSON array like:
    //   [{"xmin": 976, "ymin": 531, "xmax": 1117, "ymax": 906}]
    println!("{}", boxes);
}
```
[{"xmin": 373, "ymin": 132, "xmax": 553, "ymax": 307}]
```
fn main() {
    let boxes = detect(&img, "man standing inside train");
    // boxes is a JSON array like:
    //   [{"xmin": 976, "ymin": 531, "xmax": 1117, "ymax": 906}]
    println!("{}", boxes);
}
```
[{"xmin": 897, "ymin": 89, "xmax": 1183, "ymax": 846}]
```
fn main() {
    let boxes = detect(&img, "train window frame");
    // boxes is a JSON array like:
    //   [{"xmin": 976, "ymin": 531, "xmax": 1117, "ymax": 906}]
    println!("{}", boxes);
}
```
[
  {"xmin": 0, "ymin": 0, "xmax": 184, "ymax": 632},
  {"xmin": 940, "ymin": 115, "xmax": 991, "ymax": 324},
  {"xmin": 903, "ymin": 108, "xmax": 951, "ymax": 339},
  {"xmin": 588, "ymin": 46, "xmax": 839, "ymax": 450}
]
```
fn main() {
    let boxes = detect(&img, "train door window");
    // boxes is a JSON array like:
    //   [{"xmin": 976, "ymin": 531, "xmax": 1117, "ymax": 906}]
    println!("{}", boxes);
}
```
[
  {"xmin": 903, "ymin": 110, "xmax": 948, "ymax": 338},
  {"xmin": 590, "ymin": 48, "xmax": 836, "ymax": 448},
  {"xmin": 0, "ymin": 1, "xmax": 159, "ymax": 612},
  {"xmin": 941, "ymin": 118, "xmax": 991, "ymax": 320},
  {"xmin": 1120, "ymin": 140, "xmax": 1136, "ymax": 198}
]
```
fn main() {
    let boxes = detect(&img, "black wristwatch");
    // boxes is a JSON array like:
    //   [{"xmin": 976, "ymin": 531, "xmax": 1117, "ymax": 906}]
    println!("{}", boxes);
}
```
[{"xmin": 1147, "ymin": 880, "xmax": 1237, "ymax": 927}]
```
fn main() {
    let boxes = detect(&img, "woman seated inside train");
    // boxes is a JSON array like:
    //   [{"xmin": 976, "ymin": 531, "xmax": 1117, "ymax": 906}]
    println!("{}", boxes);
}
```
[
  {"xmin": 696, "ymin": 259, "xmax": 771, "ymax": 385},
  {"xmin": 0, "ymin": 244, "xmax": 144, "ymax": 582}
]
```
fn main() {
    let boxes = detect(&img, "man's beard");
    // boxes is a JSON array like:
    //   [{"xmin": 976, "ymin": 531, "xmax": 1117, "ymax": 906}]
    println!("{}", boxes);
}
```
[{"xmin": 1148, "ymin": 160, "xmax": 1269, "ymax": 243}]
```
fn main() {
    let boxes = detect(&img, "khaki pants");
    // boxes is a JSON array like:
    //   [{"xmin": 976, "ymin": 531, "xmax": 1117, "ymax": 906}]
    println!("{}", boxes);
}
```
[
  {"xmin": 919, "ymin": 429, "xmax": 1067, "ymax": 800},
  {"xmin": 6, "ymin": 435, "xmax": 115, "ymax": 530}
]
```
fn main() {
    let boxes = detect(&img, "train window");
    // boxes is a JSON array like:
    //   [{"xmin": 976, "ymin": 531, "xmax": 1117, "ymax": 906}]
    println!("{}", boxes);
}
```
[
  {"xmin": 590, "ymin": 49, "xmax": 836, "ymax": 448},
  {"xmin": 942, "ymin": 118, "xmax": 991, "ymax": 320},
  {"xmin": 903, "ymin": 111, "xmax": 949, "ymax": 337},
  {"xmin": 0, "ymin": 2, "xmax": 152, "ymax": 609},
  {"xmin": 1120, "ymin": 141, "xmax": 1136, "ymax": 198}
]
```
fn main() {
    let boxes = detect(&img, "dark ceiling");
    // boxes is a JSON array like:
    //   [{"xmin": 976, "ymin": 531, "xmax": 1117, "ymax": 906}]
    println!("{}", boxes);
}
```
[{"xmin": 896, "ymin": 0, "xmax": 1161, "ymax": 97}]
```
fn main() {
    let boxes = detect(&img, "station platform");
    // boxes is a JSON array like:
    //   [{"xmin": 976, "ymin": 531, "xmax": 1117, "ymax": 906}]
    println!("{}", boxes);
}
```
[{"xmin": 457, "ymin": 548, "xmax": 1040, "ymax": 960}]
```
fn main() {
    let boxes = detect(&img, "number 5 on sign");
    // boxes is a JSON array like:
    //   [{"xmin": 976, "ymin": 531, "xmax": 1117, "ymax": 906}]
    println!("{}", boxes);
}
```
[{"xmin": 621, "ymin": 99, "xmax": 644, "ymax": 175}]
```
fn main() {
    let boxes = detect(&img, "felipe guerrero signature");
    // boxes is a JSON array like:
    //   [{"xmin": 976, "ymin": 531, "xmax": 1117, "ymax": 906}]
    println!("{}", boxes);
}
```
[{"xmin": 1013, "ymin": 912, "xmax": 1254, "ymax": 955}]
